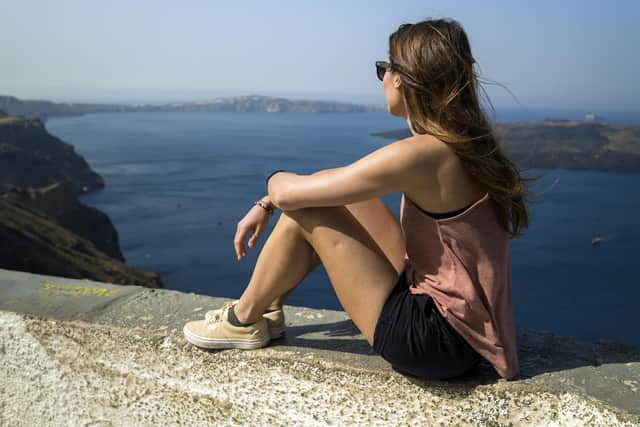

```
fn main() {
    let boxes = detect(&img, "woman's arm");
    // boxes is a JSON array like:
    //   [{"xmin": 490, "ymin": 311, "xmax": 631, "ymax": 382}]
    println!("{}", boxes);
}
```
[
  {"xmin": 258, "ymin": 168, "xmax": 339, "ymax": 210},
  {"xmin": 267, "ymin": 137, "xmax": 442, "ymax": 211}
]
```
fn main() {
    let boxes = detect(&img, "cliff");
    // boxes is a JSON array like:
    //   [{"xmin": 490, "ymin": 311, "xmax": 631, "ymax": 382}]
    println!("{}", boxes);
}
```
[
  {"xmin": 0, "ymin": 269, "xmax": 638, "ymax": 425},
  {"xmin": 0, "ymin": 114, "xmax": 104, "ymax": 192},
  {"xmin": 372, "ymin": 120, "xmax": 640, "ymax": 172},
  {"xmin": 0, "ymin": 196, "xmax": 162, "ymax": 288},
  {"xmin": 1, "ymin": 183, "xmax": 123, "ymax": 260},
  {"xmin": 0, "ymin": 112, "xmax": 161, "ymax": 288},
  {"xmin": 496, "ymin": 120, "xmax": 640, "ymax": 172}
]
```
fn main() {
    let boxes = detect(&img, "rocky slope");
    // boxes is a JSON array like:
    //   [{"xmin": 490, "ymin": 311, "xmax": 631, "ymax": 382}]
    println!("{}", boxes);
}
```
[
  {"xmin": 0, "ymin": 112, "xmax": 161, "ymax": 288},
  {"xmin": 0, "ymin": 191, "xmax": 161, "ymax": 288},
  {"xmin": 495, "ymin": 120, "xmax": 640, "ymax": 172},
  {"xmin": 1, "ymin": 183, "xmax": 124, "ymax": 260},
  {"xmin": 0, "ymin": 114, "xmax": 104, "ymax": 192}
]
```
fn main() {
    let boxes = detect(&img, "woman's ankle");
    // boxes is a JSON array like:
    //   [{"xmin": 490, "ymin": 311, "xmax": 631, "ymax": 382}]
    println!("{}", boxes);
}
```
[{"xmin": 233, "ymin": 300, "xmax": 262, "ymax": 324}]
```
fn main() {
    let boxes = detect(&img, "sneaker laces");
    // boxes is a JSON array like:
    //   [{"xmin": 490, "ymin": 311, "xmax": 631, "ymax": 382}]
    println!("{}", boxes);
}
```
[{"xmin": 205, "ymin": 301, "xmax": 235, "ymax": 325}]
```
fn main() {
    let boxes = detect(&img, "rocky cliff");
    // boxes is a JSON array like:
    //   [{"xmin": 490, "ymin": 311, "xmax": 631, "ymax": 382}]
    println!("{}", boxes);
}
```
[
  {"xmin": 0, "ymin": 193, "xmax": 161, "ymax": 288},
  {"xmin": 0, "ymin": 113, "xmax": 161, "ymax": 288},
  {"xmin": 0, "ymin": 114, "xmax": 104, "ymax": 192},
  {"xmin": 1, "ymin": 183, "xmax": 124, "ymax": 260}
]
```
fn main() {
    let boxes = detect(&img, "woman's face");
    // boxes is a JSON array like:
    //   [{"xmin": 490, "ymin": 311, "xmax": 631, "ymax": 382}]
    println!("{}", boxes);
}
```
[{"xmin": 382, "ymin": 56, "xmax": 407, "ymax": 118}]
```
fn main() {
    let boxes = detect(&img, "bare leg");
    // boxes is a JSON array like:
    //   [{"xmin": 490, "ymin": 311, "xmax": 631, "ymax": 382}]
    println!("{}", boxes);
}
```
[
  {"xmin": 234, "ymin": 198, "xmax": 405, "ymax": 345},
  {"xmin": 267, "ymin": 288, "xmax": 295, "ymax": 311},
  {"xmin": 237, "ymin": 212, "xmax": 322, "ymax": 315}
]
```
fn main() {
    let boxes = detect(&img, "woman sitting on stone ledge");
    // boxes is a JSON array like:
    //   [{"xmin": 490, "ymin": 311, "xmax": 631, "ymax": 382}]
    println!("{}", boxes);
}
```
[{"xmin": 183, "ymin": 17, "xmax": 536, "ymax": 381}]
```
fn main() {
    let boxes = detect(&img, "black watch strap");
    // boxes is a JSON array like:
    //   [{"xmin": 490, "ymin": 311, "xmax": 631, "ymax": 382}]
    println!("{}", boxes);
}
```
[{"xmin": 266, "ymin": 169, "xmax": 288, "ymax": 185}]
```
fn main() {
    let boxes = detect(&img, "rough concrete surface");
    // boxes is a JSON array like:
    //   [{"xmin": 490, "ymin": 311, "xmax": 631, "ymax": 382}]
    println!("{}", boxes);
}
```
[{"xmin": 0, "ymin": 268, "xmax": 639, "ymax": 426}]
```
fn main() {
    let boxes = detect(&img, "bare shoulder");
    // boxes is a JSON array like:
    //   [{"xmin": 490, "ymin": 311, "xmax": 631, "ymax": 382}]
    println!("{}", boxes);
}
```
[
  {"xmin": 398, "ymin": 134, "xmax": 486, "ymax": 211},
  {"xmin": 381, "ymin": 134, "xmax": 449, "ymax": 168},
  {"xmin": 390, "ymin": 133, "xmax": 447, "ymax": 151}
]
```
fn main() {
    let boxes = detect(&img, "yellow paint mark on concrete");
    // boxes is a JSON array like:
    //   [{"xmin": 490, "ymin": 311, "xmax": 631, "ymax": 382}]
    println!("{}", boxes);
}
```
[{"xmin": 38, "ymin": 282, "xmax": 120, "ymax": 297}]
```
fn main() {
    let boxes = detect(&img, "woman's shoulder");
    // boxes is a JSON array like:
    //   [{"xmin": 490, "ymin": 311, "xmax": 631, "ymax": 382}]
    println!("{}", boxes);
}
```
[
  {"xmin": 384, "ymin": 134, "xmax": 450, "ymax": 167},
  {"xmin": 392, "ymin": 133, "xmax": 447, "ymax": 150},
  {"xmin": 397, "ymin": 135, "xmax": 486, "ymax": 212}
]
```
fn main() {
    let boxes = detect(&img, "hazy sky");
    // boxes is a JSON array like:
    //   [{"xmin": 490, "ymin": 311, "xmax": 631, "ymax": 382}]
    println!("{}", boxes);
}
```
[{"xmin": 1, "ymin": 0, "xmax": 638, "ymax": 111}]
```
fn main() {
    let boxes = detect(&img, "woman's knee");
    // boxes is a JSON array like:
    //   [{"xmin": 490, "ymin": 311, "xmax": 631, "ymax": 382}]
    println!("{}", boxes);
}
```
[
  {"xmin": 276, "ymin": 210, "xmax": 322, "ymax": 264},
  {"xmin": 276, "ymin": 208, "xmax": 308, "ymax": 232},
  {"xmin": 281, "ymin": 205, "xmax": 343, "ymax": 234}
]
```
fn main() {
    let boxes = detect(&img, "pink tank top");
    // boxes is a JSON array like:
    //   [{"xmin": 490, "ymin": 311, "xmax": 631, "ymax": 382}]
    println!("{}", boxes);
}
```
[{"xmin": 401, "ymin": 192, "xmax": 519, "ymax": 379}]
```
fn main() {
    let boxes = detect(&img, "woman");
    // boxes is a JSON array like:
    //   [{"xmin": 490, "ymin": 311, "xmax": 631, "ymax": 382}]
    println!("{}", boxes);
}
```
[{"xmin": 183, "ymin": 17, "xmax": 537, "ymax": 381}]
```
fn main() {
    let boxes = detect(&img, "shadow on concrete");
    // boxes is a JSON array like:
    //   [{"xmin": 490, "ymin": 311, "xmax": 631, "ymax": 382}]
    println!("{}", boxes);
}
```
[
  {"xmin": 273, "ymin": 319, "xmax": 377, "ymax": 355},
  {"xmin": 514, "ymin": 328, "xmax": 640, "ymax": 379},
  {"xmin": 256, "ymin": 319, "xmax": 640, "ymax": 385}
]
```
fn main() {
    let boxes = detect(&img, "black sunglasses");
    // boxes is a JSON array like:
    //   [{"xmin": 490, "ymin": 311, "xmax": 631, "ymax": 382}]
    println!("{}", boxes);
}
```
[{"xmin": 375, "ymin": 61, "xmax": 392, "ymax": 82}]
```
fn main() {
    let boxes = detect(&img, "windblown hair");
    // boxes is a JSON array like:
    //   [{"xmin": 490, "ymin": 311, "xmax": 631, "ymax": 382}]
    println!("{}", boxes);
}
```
[{"xmin": 388, "ymin": 18, "xmax": 541, "ymax": 238}]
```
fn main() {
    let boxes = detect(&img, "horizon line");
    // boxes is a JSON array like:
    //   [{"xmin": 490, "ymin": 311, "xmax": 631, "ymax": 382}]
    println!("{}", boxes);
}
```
[{"xmin": 1, "ymin": 92, "xmax": 639, "ymax": 115}]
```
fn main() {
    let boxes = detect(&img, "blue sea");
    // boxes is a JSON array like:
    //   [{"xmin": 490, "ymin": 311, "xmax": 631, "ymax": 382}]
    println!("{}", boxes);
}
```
[{"xmin": 46, "ymin": 108, "xmax": 640, "ymax": 347}]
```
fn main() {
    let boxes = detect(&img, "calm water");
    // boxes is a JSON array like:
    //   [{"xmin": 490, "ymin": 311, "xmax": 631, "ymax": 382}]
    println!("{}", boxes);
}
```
[{"xmin": 46, "ymin": 110, "xmax": 640, "ymax": 347}]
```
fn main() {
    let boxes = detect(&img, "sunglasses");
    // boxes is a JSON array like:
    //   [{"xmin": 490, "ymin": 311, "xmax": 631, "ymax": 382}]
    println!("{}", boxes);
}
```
[{"xmin": 375, "ymin": 61, "xmax": 392, "ymax": 81}]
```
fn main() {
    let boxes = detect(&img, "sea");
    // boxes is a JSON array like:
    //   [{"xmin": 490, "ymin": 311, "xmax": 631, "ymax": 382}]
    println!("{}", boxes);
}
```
[{"xmin": 46, "ymin": 107, "xmax": 640, "ymax": 347}]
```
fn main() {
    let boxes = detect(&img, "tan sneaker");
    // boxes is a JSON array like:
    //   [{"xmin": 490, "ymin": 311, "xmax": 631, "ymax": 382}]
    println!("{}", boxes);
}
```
[
  {"xmin": 205, "ymin": 300, "xmax": 286, "ymax": 340},
  {"xmin": 263, "ymin": 309, "xmax": 285, "ymax": 339},
  {"xmin": 183, "ymin": 303, "xmax": 270, "ymax": 350}
]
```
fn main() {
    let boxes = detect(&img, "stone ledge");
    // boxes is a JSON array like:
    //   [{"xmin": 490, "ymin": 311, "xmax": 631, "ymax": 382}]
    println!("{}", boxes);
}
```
[{"xmin": 0, "ymin": 268, "xmax": 638, "ymax": 425}]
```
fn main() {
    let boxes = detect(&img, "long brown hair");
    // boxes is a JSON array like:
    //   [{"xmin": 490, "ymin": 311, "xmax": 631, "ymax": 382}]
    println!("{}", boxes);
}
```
[{"xmin": 388, "ymin": 18, "xmax": 541, "ymax": 238}]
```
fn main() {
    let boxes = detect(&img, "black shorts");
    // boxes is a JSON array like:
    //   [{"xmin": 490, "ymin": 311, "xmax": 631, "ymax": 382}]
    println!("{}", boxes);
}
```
[{"xmin": 372, "ymin": 273, "xmax": 482, "ymax": 380}]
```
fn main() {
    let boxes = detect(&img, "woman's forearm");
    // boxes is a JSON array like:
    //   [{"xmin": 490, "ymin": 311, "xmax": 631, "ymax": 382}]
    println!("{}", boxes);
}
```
[{"xmin": 263, "ymin": 167, "xmax": 340, "ymax": 211}]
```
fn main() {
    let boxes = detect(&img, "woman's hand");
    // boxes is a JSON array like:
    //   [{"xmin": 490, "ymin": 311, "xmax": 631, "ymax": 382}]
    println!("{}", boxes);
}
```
[{"xmin": 233, "ymin": 199, "xmax": 273, "ymax": 261}]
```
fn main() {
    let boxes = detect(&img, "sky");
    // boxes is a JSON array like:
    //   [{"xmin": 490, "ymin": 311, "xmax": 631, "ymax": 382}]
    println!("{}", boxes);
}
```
[{"xmin": 1, "ymin": 0, "xmax": 639, "ymax": 111}]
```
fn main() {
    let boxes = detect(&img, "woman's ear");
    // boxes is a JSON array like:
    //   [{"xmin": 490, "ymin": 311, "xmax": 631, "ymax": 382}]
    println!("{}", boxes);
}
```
[{"xmin": 393, "ymin": 74, "xmax": 402, "ymax": 89}]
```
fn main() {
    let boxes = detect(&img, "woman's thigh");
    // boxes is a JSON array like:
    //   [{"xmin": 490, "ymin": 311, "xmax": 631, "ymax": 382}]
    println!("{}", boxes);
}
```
[
  {"xmin": 344, "ymin": 198, "xmax": 406, "ymax": 275},
  {"xmin": 283, "ymin": 197, "xmax": 406, "ymax": 345}
]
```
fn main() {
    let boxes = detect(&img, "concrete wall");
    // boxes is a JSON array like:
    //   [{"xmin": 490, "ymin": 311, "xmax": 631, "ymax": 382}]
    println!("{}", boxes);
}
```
[{"xmin": 1, "ymin": 268, "xmax": 638, "ymax": 425}]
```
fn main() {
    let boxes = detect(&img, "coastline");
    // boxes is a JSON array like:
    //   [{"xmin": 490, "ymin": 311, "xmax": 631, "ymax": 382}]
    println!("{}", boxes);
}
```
[{"xmin": 0, "ymin": 112, "xmax": 163, "ymax": 288}]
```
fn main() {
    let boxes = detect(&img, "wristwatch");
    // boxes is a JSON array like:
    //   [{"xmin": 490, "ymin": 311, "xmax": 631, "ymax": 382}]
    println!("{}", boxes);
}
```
[{"xmin": 254, "ymin": 199, "xmax": 274, "ymax": 215}]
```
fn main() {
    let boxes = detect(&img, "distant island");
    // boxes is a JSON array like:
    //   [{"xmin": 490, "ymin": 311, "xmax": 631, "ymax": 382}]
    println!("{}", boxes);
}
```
[
  {"xmin": 372, "ymin": 116, "xmax": 640, "ymax": 173},
  {"xmin": 0, "ymin": 94, "xmax": 385, "ymax": 120},
  {"xmin": 4, "ymin": 94, "xmax": 640, "ymax": 172}
]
